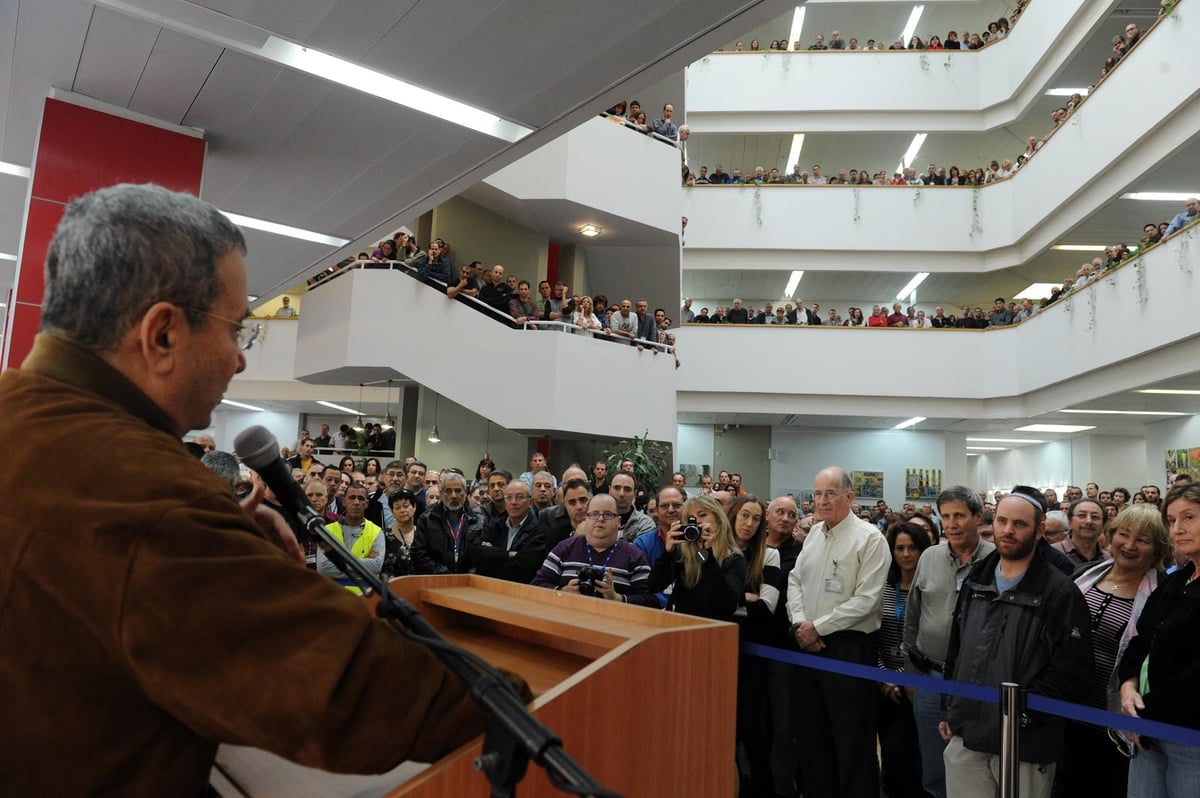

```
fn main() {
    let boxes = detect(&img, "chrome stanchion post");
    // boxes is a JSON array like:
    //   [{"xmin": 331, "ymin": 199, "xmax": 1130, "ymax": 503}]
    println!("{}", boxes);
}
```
[{"xmin": 999, "ymin": 682, "xmax": 1022, "ymax": 798}]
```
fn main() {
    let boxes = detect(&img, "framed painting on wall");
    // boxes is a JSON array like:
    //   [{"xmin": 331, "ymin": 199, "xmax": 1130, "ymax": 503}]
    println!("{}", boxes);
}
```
[{"xmin": 851, "ymin": 470, "xmax": 884, "ymax": 500}]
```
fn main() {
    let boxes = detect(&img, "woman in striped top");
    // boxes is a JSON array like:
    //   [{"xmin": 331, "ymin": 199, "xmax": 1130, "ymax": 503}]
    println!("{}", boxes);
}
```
[
  {"xmin": 1057, "ymin": 503, "xmax": 1169, "ymax": 796},
  {"xmin": 878, "ymin": 522, "xmax": 933, "ymax": 798}
]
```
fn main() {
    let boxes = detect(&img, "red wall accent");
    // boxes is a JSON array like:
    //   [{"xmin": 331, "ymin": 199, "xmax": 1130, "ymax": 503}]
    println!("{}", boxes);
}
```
[
  {"xmin": 546, "ymin": 242, "xmax": 560, "ymax": 286},
  {"xmin": 2, "ymin": 98, "xmax": 206, "ymax": 369}
]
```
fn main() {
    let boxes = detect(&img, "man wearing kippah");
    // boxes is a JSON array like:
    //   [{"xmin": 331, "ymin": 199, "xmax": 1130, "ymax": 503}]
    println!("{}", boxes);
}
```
[{"xmin": 940, "ymin": 486, "xmax": 1091, "ymax": 798}]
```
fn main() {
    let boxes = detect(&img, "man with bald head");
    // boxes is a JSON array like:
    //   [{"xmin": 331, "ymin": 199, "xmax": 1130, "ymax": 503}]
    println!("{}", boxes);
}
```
[{"xmin": 787, "ymin": 466, "xmax": 890, "ymax": 798}]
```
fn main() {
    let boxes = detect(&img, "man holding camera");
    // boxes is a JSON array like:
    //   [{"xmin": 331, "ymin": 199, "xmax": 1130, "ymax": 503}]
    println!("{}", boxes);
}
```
[
  {"xmin": 787, "ymin": 466, "xmax": 891, "ymax": 798},
  {"xmin": 531, "ymin": 493, "xmax": 657, "ymax": 606}
]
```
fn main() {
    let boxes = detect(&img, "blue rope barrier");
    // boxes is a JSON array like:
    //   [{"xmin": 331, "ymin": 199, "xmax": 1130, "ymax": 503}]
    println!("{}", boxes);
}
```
[{"xmin": 742, "ymin": 641, "xmax": 1200, "ymax": 750}]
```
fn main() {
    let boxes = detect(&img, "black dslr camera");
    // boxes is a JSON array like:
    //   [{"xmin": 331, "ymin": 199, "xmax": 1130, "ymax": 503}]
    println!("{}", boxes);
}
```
[
  {"xmin": 681, "ymin": 515, "xmax": 702, "ymax": 542},
  {"xmin": 576, "ymin": 565, "xmax": 606, "ymax": 596}
]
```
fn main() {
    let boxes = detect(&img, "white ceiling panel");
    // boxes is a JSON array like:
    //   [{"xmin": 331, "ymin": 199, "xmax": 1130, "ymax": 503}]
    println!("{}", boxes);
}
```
[
  {"xmin": 0, "ymin": 0, "xmax": 19, "ymax": 157},
  {"xmin": 3, "ymin": 0, "xmax": 93, "ymax": 165},
  {"xmin": 71, "ymin": 6, "xmax": 161, "ymax": 108},
  {"xmin": 128, "ymin": 29, "xmax": 224, "ymax": 124}
]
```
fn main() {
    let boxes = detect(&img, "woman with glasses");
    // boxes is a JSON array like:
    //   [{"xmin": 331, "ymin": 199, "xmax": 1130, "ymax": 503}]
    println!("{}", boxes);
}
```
[
  {"xmin": 1052, "ymin": 498, "xmax": 1112, "ymax": 567},
  {"xmin": 1117, "ymin": 486, "xmax": 1200, "ymax": 797},
  {"xmin": 531, "ymin": 492, "xmax": 656, "ymax": 605},
  {"xmin": 648, "ymin": 494, "xmax": 746, "ymax": 621},
  {"xmin": 381, "ymin": 489, "xmax": 420, "ymax": 580},
  {"xmin": 1050, "ymin": 505, "xmax": 1169, "ymax": 795}
]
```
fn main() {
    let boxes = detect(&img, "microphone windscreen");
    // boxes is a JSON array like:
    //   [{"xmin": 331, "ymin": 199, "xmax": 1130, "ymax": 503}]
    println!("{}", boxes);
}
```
[{"xmin": 233, "ymin": 425, "xmax": 280, "ymax": 471}]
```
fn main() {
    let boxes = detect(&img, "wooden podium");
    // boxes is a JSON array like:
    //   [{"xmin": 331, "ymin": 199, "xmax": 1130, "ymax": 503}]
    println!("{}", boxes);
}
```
[{"xmin": 212, "ymin": 575, "xmax": 738, "ymax": 798}]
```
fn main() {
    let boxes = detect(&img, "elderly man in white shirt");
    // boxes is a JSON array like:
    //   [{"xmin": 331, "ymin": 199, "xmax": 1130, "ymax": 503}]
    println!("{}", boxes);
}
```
[{"xmin": 787, "ymin": 466, "xmax": 891, "ymax": 798}]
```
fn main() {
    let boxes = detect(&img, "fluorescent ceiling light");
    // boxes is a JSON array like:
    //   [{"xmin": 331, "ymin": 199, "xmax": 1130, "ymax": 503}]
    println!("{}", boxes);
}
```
[
  {"xmin": 579, "ymin": 224, "xmax": 602, "ymax": 237},
  {"xmin": 901, "ymin": 5, "xmax": 926, "ymax": 45},
  {"xmin": 788, "ymin": 7, "xmax": 807, "ymax": 49},
  {"xmin": 966, "ymin": 452, "xmax": 981, "ymax": 456},
  {"xmin": 1122, "ymin": 192, "xmax": 1200, "ymax": 202},
  {"xmin": 1014, "ymin": 282, "xmax": 1060, "ymax": 300},
  {"xmin": 259, "ymin": 36, "xmax": 532, "ymax": 143},
  {"xmin": 1015, "ymin": 424, "xmax": 1096, "ymax": 433},
  {"xmin": 966, "ymin": 437, "xmax": 1045, "ymax": 444},
  {"xmin": 247, "ymin": 294, "xmax": 259, "ymax": 302},
  {"xmin": 1059, "ymin": 408, "xmax": 1187, "ymax": 416},
  {"xmin": 967, "ymin": 446, "xmax": 1007, "ymax": 451},
  {"xmin": 0, "ymin": 302, "xmax": 6, "ymax": 308},
  {"xmin": 896, "ymin": 272, "xmax": 929, "ymax": 301},
  {"xmin": 0, "ymin": 161, "xmax": 30, "ymax": 178},
  {"xmin": 0, "ymin": 252, "xmax": 16, "ymax": 261},
  {"xmin": 783, "ymin": 270, "xmax": 804, "ymax": 297},
  {"xmin": 893, "ymin": 416, "xmax": 926, "ymax": 430},
  {"xmin": 1137, "ymin": 388, "xmax": 1200, "ymax": 395},
  {"xmin": 317, "ymin": 400, "xmax": 361, "ymax": 414},
  {"xmin": 1045, "ymin": 88, "xmax": 1090, "ymax": 97},
  {"xmin": 786, "ymin": 134, "xmax": 806, "ymax": 170},
  {"xmin": 897, "ymin": 133, "xmax": 928, "ymax": 174},
  {"xmin": 221, "ymin": 211, "xmax": 350, "ymax": 247},
  {"xmin": 220, "ymin": 398, "xmax": 265, "ymax": 411},
  {"xmin": 1051, "ymin": 244, "xmax": 1108, "ymax": 252}
]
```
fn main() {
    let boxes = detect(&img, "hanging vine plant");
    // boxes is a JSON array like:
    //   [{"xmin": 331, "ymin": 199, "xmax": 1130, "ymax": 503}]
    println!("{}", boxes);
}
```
[
  {"xmin": 968, "ymin": 188, "xmax": 983, "ymax": 237},
  {"xmin": 753, "ymin": 186, "xmax": 764, "ymax": 226},
  {"xmin": 852, "ymin": 187, "xmax": 862, "ymax": 222}
]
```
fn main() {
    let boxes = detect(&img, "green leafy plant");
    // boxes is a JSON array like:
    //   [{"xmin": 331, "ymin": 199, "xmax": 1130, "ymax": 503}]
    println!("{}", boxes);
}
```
[{"xmin": 604, "ymin": 431, "xmax": 671, "ymax": 493}]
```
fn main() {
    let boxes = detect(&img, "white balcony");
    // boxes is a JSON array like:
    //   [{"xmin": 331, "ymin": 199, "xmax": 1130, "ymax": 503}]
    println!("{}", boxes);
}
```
[
  {"xmin": 291, "ymin": 268, "xmax": 678, "ymax": 442},
  {"xmin": 675, "ymin": 225, "xmax": 1200, "ymax": 419},
  {"xmin": 682, "ymin": 7, "xmax": 1200, "ymax": 273},
  {"xmin": 686, "ymin": 0, "xmax": 1119, "ymax": 133}
]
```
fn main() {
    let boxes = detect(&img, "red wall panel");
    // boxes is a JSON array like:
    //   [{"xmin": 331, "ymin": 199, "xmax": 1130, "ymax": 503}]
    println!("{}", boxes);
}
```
[{"xmin": 2, "ymin": 98, "xmax": 205, "ymax": 370}]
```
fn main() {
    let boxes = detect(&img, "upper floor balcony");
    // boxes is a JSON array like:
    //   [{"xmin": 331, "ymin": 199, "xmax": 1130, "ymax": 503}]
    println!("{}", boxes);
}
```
[
  {"xmin": 674, "ymin": 223, "xmax": 1200, "ymax": 421},
  {"xmin": 681, "ymin": 5, "xmax": 1200, "ymax": 273},
  {"xmin": 286, "ymin": 266, "xmax": 678, "ymax": 442},
  {"xmin": 686, "ymin": 0, "xmax": 1120, "ymax": 133}
]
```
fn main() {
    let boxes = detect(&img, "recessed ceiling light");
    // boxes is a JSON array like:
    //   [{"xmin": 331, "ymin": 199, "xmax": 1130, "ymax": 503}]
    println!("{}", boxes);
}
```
[
  {"xmin": 784, "ymin": 270, "xmax": 804, "ymax": 297},
  {"xmin": 901, "ymin": 5, "xmax": 926, "ymax": 45},
  {"xmin": 896, "ymin": 273, "xmax": 929, "ymax": 301},
  {"xmin": 579, "ymin": 224, "xmax": 602, "ymax": 237},
  {"xmin": 247, "ymin": 294, "xmax": 259, "ymax": 302},
  {"xmin": 1044, "ymin": 88, "xmax": 1090, "ymax": 97},
  {"xmin": 1121, "ymin": 192, "xmax": 1200, "ymax": 202},
  {"xmin": 1137, "ymin": 388, "xmax": 1200, "ymax": 395},
  {"xmin": 896, "ymin": 133, "xmax": 927, "ymax": 174},
  {"xmin": 0, "ymin": 161, "xmax": 30, "ymax": 178},
  {"xmin": 788, "ymin": 7, "xmax": 807, "ymax": 50},
  {"xmin": 786, "ymin": 133, "xmax": 806, "ymax": 170},
  {"xmin": 967, "ymin": 446, "xmax": 1007, "ymax": 451},
  {"xmin": 221, "ymin": 212, "xmax": 350, "ymax": 247},
  {"xmin": 1051, "ymin": 244, "xmax": 1108, "ymax": 252},
  {"xmin": 1014, "ymin": 282, "xmax": 1060, "ymax": 300},
  {"xmin": 966, "ymin": 452, "xmax": 981, "ymax": 456},
  {"xmin": 893, "ymin": 416, "xmax": 926, "ymax": 430},
  {"xmin": 220, "ymin": 398, "xmax": 265, "ymax": 411},
  {"xmin": 0, "ymin": 252, "xmax": 16, "ymax": 261},
  {"xmin": 966, "ymin": 437, "xmax": 1046, "ymax": 444},
  {"xmin": 1015, "ymin": 424, "xmax": 1096, "ymax": 433},
  {"xmin": 317, "ymin": 400, "xmax": 361, "ymax": 414},
  {"xmin": 1059, "ymin": 408, "xmax": 1188, "ymax": 416},
  {"xmin": 260, "ymin": 36, "xmax": 533, "ymax": 143}
]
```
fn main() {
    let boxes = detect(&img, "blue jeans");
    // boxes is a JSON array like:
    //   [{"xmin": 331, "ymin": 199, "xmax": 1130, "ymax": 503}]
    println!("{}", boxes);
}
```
[
  {"xmin": 912, "ymin": 672, "xmax": 947, "ymax": 798},
  {"xmin": 1128, "ymin": 738, "xmax": 1200, "ymax": 798}
]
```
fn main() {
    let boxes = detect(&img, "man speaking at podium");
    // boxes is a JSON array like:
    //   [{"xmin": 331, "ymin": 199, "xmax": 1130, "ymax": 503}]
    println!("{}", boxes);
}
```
[{"xmin": 0, "ymin": 184, "xmax": 490, "ymax": 795}]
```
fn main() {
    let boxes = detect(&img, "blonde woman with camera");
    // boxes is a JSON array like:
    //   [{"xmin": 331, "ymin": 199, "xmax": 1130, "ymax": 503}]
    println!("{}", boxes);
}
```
[{"xmin": 647, "ymin": 493, "xmax": 746, "ymax": 620}]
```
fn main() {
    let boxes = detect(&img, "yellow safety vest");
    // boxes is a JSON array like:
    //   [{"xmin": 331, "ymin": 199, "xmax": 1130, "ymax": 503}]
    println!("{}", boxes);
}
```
[{"xmin": 326, "ymin": 520, "xmax": 383, "ymax": 594}]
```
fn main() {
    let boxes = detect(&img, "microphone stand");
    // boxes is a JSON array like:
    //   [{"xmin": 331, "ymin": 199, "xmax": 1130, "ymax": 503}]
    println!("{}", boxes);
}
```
[{"xmin": 307, "ymin": 514, "xmax": 619, "ymax": 798}]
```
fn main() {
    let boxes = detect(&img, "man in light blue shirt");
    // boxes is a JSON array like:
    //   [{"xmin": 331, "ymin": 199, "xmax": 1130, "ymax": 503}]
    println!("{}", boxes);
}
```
[{"xmin": 1163, "ymin": 197, "xmax": 1199, "ymax": 237}]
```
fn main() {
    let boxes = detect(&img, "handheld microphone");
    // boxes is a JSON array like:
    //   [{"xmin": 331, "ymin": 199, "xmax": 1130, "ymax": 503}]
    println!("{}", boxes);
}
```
[{"xmin": 233, "ymin": 425, "xmax": 326, "ymax": 533}]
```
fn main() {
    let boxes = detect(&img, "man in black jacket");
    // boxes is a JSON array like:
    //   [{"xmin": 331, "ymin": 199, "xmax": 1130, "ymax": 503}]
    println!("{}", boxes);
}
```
[
  {"xmin": 466, "ymin": 479, "xmax": 549, "ymax": 583},
  {"xmin": 411, "ymin": 473, "xmax": 485, "ymax": 574},
  {"xmin": 941, "ymin": 486, "xmax": 1091, "ymax": 798}
]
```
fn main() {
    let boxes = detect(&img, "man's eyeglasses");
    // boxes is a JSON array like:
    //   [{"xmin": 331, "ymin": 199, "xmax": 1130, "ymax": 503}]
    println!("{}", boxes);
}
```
[
  {"xmin": 586, "ymin": 511, "xmax": 619, "ymax": 521},
  {"xmin": 184, "ymin": 306, "xmax": 263, "ymax": 351}
]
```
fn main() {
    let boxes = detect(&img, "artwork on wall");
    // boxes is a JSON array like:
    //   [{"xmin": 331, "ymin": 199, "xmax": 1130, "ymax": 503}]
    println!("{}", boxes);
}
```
[
  {"xmin": 1164, "ymin": 448, "xmax": 1200, "ymax": 483},
  {"xmin": 679, "ymin": 463, "xmax": 710, "ymax": 487},
  {"xmin": 905, "ymin": 468, "xmax": 942, "ymax": 500},
  {"xmin": 851, "ymin": 470, "xmax": 884, "ymax": 500}
]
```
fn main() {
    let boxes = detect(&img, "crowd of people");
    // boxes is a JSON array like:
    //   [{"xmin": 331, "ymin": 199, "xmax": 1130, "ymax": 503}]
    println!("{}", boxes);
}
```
[
  {"xmin": 719, "ymin": 0, "xmax": 1028, "ymax": 54},
  {"xmin": 685, "ymin": 13, "xmax": 1165, "ymax": 190},
  {"xmin": 681, "ymin": 193, "xmax": 1200, "ymax": 332},
  {"xmin": 214, "ymin": 435, "xmax": 1200, "ymax": 798}
]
